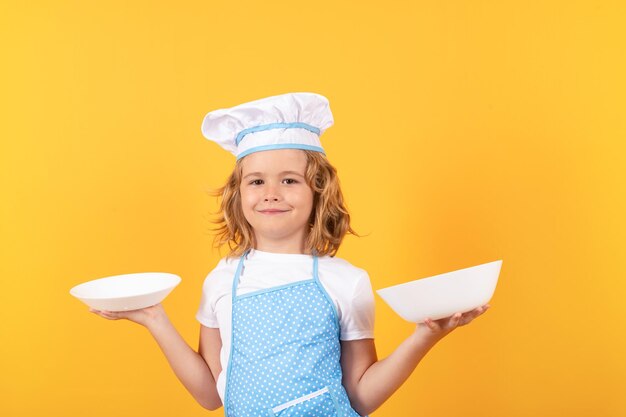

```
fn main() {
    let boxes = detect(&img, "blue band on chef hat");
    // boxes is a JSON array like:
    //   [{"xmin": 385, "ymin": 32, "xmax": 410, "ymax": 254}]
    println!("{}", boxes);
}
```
[
  {"xmin": 235, "ymin": 122, "xmax": 321, "ymax": 146},
  {"xmin": 236, "ymin": 143, "xmax": 325, "ymax": 160}
]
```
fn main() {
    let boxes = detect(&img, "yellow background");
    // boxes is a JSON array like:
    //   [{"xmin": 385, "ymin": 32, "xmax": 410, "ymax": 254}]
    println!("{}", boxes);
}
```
[{"xmin": 1, "ymin": 1, "xmax": 625, "ymax": 416}]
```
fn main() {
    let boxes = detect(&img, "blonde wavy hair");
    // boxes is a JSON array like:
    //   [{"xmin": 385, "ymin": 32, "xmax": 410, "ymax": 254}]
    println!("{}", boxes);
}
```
[{"xmin": 208, "ymin": 150, "xmax": 357, "ymax": 258}]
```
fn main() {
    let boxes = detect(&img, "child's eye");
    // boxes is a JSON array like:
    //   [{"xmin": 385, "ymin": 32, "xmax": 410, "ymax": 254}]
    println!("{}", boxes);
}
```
[
  {"xmin": 283, "ymin": 178, "xmax": 298, "ymax": 184},
  {"xmin": 249, "ymin": 179, "xmax": 263, "ymax": 185}
]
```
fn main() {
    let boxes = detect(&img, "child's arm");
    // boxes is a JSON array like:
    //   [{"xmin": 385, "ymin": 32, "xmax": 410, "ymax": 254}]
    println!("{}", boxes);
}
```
[
  {"xmin": 341, "ymin": 305, "xmax": 489, "ymax": 416},
  {"xmin": 90, "ymin": 304, "xmax": 223, "ymax": 411}
]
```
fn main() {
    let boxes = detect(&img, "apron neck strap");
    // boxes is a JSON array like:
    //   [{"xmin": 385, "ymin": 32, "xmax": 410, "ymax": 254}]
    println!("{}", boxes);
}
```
[
  {"xmin": 231, "ymin": 249, "xmax": 250, "ymax": 302},
  {"xmin": 312, "ymin": 252, "xmax": 319, "ymax": 283}
]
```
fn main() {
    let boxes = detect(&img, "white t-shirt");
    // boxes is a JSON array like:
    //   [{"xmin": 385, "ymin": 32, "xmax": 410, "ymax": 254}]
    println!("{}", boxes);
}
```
[{"xmin": 196, "ymin": 249, "xmax": 375, "ymax": 403}]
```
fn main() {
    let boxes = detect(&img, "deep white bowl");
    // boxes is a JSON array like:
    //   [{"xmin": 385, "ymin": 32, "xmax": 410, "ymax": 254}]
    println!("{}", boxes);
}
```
[
  {"xmin": 70, "ymin": 272, "xmax": 181, "ymax": 312},
  {"xmin": 376, "ymin": 260, "xmax": 502, "ymax": 323}
]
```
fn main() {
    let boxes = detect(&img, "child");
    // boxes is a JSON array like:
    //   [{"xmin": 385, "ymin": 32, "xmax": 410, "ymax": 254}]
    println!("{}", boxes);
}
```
[{"xmin": 91, "ymin": 92, "xmax": 489, "ymax": 417}]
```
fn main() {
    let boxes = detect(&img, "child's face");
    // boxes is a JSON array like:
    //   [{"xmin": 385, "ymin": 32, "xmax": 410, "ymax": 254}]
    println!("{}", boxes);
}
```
[{"xmin": 239, "ymin": 149, "xmax": 314, "ymax": 249}]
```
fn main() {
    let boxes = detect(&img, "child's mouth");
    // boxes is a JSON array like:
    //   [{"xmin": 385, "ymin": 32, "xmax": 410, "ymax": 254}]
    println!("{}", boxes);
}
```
[{"xmin": 258, "ymin": 209, "xmax": 289, "ymax": 215}]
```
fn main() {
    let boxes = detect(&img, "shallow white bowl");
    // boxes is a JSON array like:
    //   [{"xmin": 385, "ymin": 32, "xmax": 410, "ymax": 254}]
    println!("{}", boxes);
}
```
[
  {"xmin": 70, "ymin": 272, "xmax": 181, "ymax": 312},
  {"xmin": 376, "ymin": 260, "xmax": 502, "ymax": 323}
]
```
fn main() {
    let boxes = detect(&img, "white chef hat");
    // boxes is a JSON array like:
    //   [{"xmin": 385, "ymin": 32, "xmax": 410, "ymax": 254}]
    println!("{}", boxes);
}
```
[{"xmin": 200, "ymin": 92, "xmax": 334, "ymax": 160}]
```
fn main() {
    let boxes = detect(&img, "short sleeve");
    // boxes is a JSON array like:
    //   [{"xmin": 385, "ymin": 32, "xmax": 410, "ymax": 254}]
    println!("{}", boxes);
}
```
[
  {"xmin": 196, "ymin": 273, "xmax": 220, "ymax": 328},
  {"xmin": 339, "ymin": 271, "xmax": 375, "ymax": 341}
]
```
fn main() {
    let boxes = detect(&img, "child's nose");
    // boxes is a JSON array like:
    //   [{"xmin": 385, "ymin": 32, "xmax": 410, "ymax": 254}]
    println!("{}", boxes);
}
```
[{"xmin": 263, "ymin": 185, "xmax": 280, "ymax": 202}]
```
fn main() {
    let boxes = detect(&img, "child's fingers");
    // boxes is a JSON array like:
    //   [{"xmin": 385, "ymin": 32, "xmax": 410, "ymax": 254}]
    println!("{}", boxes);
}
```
[
  {"xmin": 459, "ymin": 305, "xmax": 490, "ymax": 326},
  {"xmin": 424, "ymin": 306, "xmax": 489, "ymax": 332},
  {"xmin": 459, "ymin": 312, "xmax": 475, "ymax": 326},
  {"xmin": 473, "ymin": 304, "xmax": 490, "ymax": 317},
  {"xmin": 450, "ymin": 312, "xmax": 463, "ymax": 328},
  {"xmin": 477, "ymin": 304, "xmax": 489, "ymax": 314},
  {"xmin": 89, "ymin": 308, "xmax": 122, "ymax": 320},
  {"xmin": 423, "ymin": 318, "xmax": 439, "ymax": 331},
  {"xmin": 467, "ymin": 306, "xmax": 484, "ymax": 320}
]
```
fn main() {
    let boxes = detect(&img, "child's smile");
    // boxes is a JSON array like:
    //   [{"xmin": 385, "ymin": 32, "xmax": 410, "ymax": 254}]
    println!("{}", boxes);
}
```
[{"xmin": 258, "ymin": 209, "xmax": 290, "ymax": 215}]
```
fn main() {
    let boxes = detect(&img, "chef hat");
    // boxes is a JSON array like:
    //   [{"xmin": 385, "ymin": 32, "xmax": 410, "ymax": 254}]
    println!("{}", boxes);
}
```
[{"xmin": 200, "ymin": 92, "xmax": 334, "ymax": 160}]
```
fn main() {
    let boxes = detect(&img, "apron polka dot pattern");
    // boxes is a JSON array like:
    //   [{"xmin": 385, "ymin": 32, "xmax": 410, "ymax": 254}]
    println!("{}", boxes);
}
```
[{"xmin": 224, "ymin": 252, "xmax": 365, "ymax": 417}]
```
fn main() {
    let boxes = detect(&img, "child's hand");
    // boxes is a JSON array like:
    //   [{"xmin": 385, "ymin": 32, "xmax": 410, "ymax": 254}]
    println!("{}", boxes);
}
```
[
  {"xmin": 89, "ymin": 303, "xmax": 167, "ymax": 329},
  {"xmin": 416, "ymin": 304, "xmax": 490, "ymax": 341}
]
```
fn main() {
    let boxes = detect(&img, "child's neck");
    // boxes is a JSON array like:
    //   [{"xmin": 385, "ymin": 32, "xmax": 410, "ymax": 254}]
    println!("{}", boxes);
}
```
[{"xmin": 254, "ymin": 238, "xmax": 310, "ymax": 255}]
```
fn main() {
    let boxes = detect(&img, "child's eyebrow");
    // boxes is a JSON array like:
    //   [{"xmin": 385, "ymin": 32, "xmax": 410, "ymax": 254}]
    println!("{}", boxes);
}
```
[{"xmin": 243, "ymin": 171, "xmax": 305, "ymax": 179}]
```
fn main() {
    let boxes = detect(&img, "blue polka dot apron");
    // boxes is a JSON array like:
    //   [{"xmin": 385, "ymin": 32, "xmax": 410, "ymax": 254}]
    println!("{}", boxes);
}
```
[{"xmin": 224, "ymin": 251, "xmax": 365, "ymax": 417}]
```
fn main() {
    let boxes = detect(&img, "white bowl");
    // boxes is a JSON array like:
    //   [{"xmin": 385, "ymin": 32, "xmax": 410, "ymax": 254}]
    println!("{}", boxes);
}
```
[
  {"xmin": 376, "ymin": 260, "xmax": 502, "ymax": 323},
  {"xmin": 70, "ymin": 272, "xmax": 182, "ymax": 311}
]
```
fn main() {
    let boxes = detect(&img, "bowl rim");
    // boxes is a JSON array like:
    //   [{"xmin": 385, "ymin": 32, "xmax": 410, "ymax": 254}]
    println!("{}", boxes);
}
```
[
  {"xmin": 376, "ymin": 259, "xmax": 502, "ymax": 294},
  {"xmin": 69, "ymin": 272, "xmax": 181, "ymax": 300}
]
